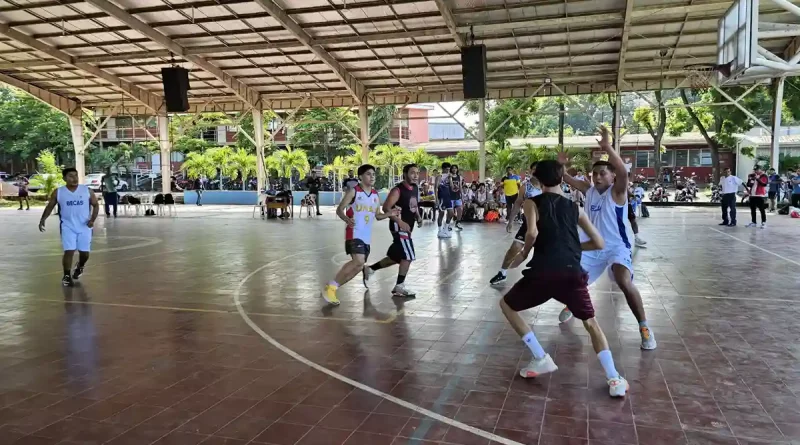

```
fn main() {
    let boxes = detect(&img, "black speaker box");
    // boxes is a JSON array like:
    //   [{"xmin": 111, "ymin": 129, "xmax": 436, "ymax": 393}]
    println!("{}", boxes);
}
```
[
  {"xmin": 461, "ymin": 45, "xmax": 487, "ymax": 99},
  {"xmin": 161, "ymin": 67, "xmax": 190, "ymax": 112}
]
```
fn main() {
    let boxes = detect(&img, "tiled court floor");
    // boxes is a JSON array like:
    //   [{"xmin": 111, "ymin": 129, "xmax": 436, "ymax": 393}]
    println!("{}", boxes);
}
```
[{"xmin": 1, "ymin": 205, "xmax": 799, "ymax": 445}]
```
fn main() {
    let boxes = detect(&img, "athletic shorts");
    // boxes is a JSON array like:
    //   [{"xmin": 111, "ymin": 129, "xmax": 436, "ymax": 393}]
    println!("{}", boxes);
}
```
[
  {"xmin": 505, "ymin": 194, "xmax": 518, "ymax": 207},
  {"xmin": 61, "ymin": 225, "xmax": 92, "ymax": 252},
  {"xmin": 580, "ymin": 247, "xmax": 633, "ymax": 285},
  {"xmin": 452, "ymin": 199, "xmax": 463, "ymax": 208},
  {"xmin": 768, "ymin": 191, "xmax": 777, "ymax": 200},
  {"xmin": 387, "ymin": 233, "xmax": 415, "ymax": 262},
  {"xmin": 503, "ymin": 269, "xmax": 594, "ymax": 320},
  {"xmin": 627, "ymin": 203, "xmax": 636, "ymax": 221},
  {"xmin": 438, "ymin": 197, "xmax": 453, "ymax": 210},
  {"xmin": 345, "ymin": 238, "xmax": 370, "ymax": 259},
  {"xmin": 514, "ymin": 218, "xmax": 527, "ymax": 243}
]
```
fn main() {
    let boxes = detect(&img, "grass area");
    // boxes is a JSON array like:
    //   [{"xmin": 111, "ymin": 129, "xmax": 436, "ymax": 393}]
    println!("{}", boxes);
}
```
[{"xmin": 0, "ymin": 197, "xmax": 46, "ymax": 208}]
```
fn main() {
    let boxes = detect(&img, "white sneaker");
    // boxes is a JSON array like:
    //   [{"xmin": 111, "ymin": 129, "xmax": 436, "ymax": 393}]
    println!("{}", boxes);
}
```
[
  {"xmin": 437, "ymin": 229, "xmax": 448, "ymax": 238},
  {"xmin": 519, "ymin": 354, "xmax": 558, "ymax": 378},
  {"xmin": 640, "ymin": 327, "xmax": 657, "ymax": 350},
  {"xmin": 635, "ymin": 237, "xmax": 647, "ymax": 247},
  {"xmin": 760, "ymin": 223, "xmax": 766, "ymax": 229},
  {"xmin": 608, "ymin": 376, "xmax": 629, "ymax": 397},
  {"xmin": 746, "ymin": 223, "xmax": 757, "ymax": 227},
  {"xmin": 558, "ymin": 307, "xmax": 573, "ymax": 323},
  {"xmin": 392, "ymin": 285, "xmax": 416, "ymax": 299}
]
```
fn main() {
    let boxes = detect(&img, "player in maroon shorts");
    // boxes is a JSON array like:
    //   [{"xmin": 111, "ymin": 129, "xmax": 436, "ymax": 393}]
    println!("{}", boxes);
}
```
[{"xmin": 498, "ymin": 159, "xmax": 629, "ymax": 397}]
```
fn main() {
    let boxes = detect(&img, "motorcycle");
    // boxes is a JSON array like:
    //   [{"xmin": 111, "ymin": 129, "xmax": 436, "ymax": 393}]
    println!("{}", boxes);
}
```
[
  {"xmin": 710, "ymin": 185, "xmax": 721, "ymax": 203},
  {"xmin": 685, "ymin": 177, "xmax": 698, "ymax": 198},
  {"xmin": 674, "ymin": 183, "xmax": 693, "ymax": 202},
  {"xmin": 649, "ymin": 184, "xmax": 669, "ymax": 202}
]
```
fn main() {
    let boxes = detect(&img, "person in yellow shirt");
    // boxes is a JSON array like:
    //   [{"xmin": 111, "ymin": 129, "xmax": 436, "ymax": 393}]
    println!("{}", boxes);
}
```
[{"xmin": 501, "ymin": 167, "xmax": 520, "ymax": 219}]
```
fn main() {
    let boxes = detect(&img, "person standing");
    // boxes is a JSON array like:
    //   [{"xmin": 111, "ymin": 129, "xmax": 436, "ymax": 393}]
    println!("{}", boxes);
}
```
[
  {"xmin": 194, "ymin": 176, "xmax": 204, "ymax": 206},
  {"xmin": 746, "ymin": 166, "xmax": 768, "ymax": 228},
  {"xmin": 449, "ymin": 164, "xmax": 464, "ymax": 230},
  {"xmin": 306, "ymin": 170, "xmax": 322, "ymax": 215},
  {"xmin": 364, "ymin": 163, "xmax": 421, "ymax": 298},
  {"xmin": 16, "ymin": 174, "xmax": 29, "ymax": 211},
  {"xmin": 719, "ymin": 168, "xmax": 743, "ymax": 226},
  {"xmin": 434, "ymin": 162, "xmax": 454, "ymax": 238},
  {"xmin": 342, "ymin": 170, "xmax": 358, "ymax": 193},
  {"xmin": 767, "ymin": 168, "xmax": 782, "ymax": 212},
  {"xmin": 498, "ymin": 160, "xmax": 628, "ymax": 397},
  {"xmin": 101, "ymin": 168, "xmax": 119, "ymax": 217},
  {"xmin": 790, "ymin": 167, "xmax": 800, "ymax": 208},
  {"xmin": 501, "ymin": 167, "xmax": 520, "ymax": 220},
  {"xmin": 39, "ymin": 168, "xmax": 99, "ymax": 287}
]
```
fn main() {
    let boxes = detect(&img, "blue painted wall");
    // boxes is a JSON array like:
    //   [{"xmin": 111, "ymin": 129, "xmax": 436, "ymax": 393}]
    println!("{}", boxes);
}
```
[{"xmin": 183, "ymin": 190, "xmax": 389, "ymax": 206}]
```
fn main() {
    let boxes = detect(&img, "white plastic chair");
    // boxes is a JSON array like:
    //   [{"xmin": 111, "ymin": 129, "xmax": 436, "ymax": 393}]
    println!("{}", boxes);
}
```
[{"xmin": 253, "ymin": 192, "xmax": 267, "ymax": 218}]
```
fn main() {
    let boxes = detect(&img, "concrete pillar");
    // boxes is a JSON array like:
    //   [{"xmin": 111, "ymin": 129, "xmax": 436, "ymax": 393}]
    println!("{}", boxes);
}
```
[
  {"xmin": 770, "ymin": 77, "xmax": 785, "ymax": 171},
  {"xmin": 253, "ymin": 109, "xmax": 266, "ymax": 191},
  {"xmin": 358, "ymin": 103, "xmax": 369, "ymax": 163},
  {"xmin": 478, "ymin": 99, "xmax": 486, "ymax": 181},
  {"xmin": 68, "ymin": 113, "xmax": 85, "ymax": 182},
  {"xmin": 613, "ymin": 93, "xmax": 622, "ymax": 151},
  {"xmin": 157, "ymin": 115, "xmax": 171, "ymax": 194}
]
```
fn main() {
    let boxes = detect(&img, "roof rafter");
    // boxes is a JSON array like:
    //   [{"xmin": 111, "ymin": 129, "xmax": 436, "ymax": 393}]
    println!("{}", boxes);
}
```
[
  {"xmin": 616, "ymin": 0, "xmax": 635, "ymax": 90},
  {"xmin": 251, "ymin": 0, "xmax": 365, "ymax": 102},
  {"xmin": 432, "ymin": 0, "xmax": 465, "ymax": 47},
  {"xmin": 83, "ymin": 0, "xmax": 260, "ymax": 108},
  {"xmin": 0, "ymin": 72, "xmax": 81, "ymax": 116},
  {"xmin": 0, "ymin": 22, "xmax": 162, "ymax": 113}
]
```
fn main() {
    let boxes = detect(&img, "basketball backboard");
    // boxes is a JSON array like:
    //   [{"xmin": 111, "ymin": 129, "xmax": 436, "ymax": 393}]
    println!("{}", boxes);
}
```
[{"xmin": 718, "ymin": 0, "xmax": 759, "ymax": 82}]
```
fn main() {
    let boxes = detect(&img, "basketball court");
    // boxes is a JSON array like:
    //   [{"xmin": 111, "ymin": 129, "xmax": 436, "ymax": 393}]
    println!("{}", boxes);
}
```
[{"xmin": 1, "ymin": 206, "xmax": 799, "ymax": 445}]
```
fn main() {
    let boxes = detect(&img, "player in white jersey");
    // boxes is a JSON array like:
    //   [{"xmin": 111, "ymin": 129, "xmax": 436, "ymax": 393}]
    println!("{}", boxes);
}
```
[
  {"xmin": 324, "ymin": 164, "xmax": 396, "ymax": 306},
  {"xmin": 559, "ymin": 127, "xmax": 656, "ymax": 350},
  {"xmin": 434, "ymin": 162, "xmax": 454, "ymax": 238},
  {"xmin": 489, "ymin": 162, "xmax": 543, "ymax": 285},
  {"xmin": 38, "ymin": 168, "xmax": 99, "ymax": 287}
]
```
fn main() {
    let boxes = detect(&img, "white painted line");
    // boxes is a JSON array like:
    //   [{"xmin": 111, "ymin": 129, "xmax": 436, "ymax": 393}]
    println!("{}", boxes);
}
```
[
  {"xmin": 593, "ymin": 289, "xmax": 798, "ymax": 303},
  {"xmin": 34, "ymin": 248, "xmax": 183, "ymax": 277},
  {"xmin": 233, "ymin": 246, "xmax": 525, "ymax": 445},
  {"xmin": 23, "ymin": 236, "xmax": 162, "ymax": 257},
  {"xmin": 707, "ymin": 227, "xmax": 800, "ymax": 267}
]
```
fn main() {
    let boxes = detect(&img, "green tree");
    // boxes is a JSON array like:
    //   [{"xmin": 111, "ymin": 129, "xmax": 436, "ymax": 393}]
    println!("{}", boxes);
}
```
[
  {"xmin": 229, "ymin": 148, "xmax": 257, "ymax": 190},
  {"xmin": 633, "ymin": 90, "xmax": 668, "ymax": 178},
  {"xmin": 267, "ymin": 145, "xmax": 310, "ymax": 188},
  {"xmin": 487, "ymin": 143, "xmax": 517, "ymax": 178},
  {"xmin": 374, "ymin": 144, "xmax": 408, "ymax": 184},
  {"xmin": 181, "ymin": 152, "xmax": 216, "ymax": 180},
  {"xmin": 406, "ymin": 147, "xmax": 438, "ymax": 173},
  {"xmin": 368, "ymin": 105, "xmax": 396, "ymax": 145},
  {"xmin": 518, "ymin": 144, "xmax": 558, "ymax": 168},
  {"xmin": 29, "ymin": 150, "xmax": 65, "ymax": 196},
  {"xmin": 290, "ymin": 108, "xmax": 359, "ymax": 165},
  {"xmin": 206, "ymin": 147, "xmax": 236, "ymax": 189},
  {"xmin": 465, "ymin": 99, "xmax": 539, "ymax": 147},
  {"xmin": 453, "ymin": 150, "xmax": 480, "ymax": 172},
  {"xmin": 323, "ymin": 156, "xmax": 351, "ymax": 192}
]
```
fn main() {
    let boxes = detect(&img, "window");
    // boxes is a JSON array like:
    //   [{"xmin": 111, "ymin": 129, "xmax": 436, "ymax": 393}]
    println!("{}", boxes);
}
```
[
  {"xmin": 636, "ymin": 151, "xmax": 652, "ymax": 168},
  {"xmin": 675, "ymin": 150, "xmax": 689, "ymax": 167},
  {"xmin": 115, "ymin": 116, "xmax": 132, "ymax": 128},
  {"xmin": 699, "ymin": 149, "xmax": 712, "ymax": 166},
  {"xmin": 201, "ymin": 128, "xmax": 216, "ymax": 142},
  {"xmin": 660, "ymin": 150, "xmax": 674, "ymax": 166},
  {"xmin": 688, "ymin": 149, "xmax": 701, "ymax": 167}
]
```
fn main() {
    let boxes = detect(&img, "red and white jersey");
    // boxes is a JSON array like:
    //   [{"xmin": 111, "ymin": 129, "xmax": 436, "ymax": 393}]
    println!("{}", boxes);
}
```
[{"xmin": 346, "ymin": 185, "xmax": 379, "ymax": 244}]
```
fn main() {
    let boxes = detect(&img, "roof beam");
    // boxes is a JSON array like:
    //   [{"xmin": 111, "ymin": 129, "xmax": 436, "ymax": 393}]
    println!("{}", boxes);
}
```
[
  {"xmin": 432, "ymin": 0, "xmax": 465, "ymax": 47},
  {"xmin": 0, "ymin": 72, "xmax": 81, "ymax": 116},
  {"xmin": 251, "ymin": 0, "xmax": 365, "ymax": 101},
  {"xmin": 617, "ymin": 0, "xmax": 635, "ymax": 90},
  {"xmin": 83, "ymin": 0, "xmax": 261, "ymax": 108},
  {"xmin": 0, "ymin": 22, "xmax": 162, "ymax": 113}
]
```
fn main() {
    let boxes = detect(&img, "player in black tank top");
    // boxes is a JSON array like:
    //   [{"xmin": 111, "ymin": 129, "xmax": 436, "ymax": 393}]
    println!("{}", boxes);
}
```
[
  {"xmin": 364, "ymin": 164, "xmax": 421, "ymax": 299},
  {"xmin": 498, "ymin": 160, "xmax": 630, "ymax": 398}
]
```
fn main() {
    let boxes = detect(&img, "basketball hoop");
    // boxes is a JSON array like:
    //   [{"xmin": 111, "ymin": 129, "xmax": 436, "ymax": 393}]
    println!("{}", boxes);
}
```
[{"xmin": 683, "ymin": 62, "xmax": 732, "ymax": 89}]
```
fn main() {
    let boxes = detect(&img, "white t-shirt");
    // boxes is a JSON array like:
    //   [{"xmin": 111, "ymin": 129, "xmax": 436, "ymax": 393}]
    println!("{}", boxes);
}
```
[
  {"xmin": 719, "ymin": 175, "xmax": 743, "ymax": 194},
  {"xmin": 633, "ymin": 186, "xmax": 644, "ymax": 199}
]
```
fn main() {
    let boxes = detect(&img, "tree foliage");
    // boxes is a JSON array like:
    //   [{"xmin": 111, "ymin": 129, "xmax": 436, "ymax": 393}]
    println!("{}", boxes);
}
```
[
  {"xmin": 29, "ymin": 150, "xmax": 65, "ymax": 196},
  {"xmin": 465, "ymin": 99, "xmax": 539, "ymax": 146}
]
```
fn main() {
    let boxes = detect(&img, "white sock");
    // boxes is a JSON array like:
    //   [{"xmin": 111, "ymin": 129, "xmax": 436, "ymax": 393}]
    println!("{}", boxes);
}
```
[
  {"xmin": 500, "ymin": 269, "xmax": 507, "ymax": 276},
  {"xmin": 328, "ymin": 280, "xmax": 339, "ymax": 287},
  {"xmin": 522, "ymin": 332, "xmax": 546, "ymax": 359},
  {"xmin": 597, "ymin": 349, "xmax": 619, "ymax": 380}
]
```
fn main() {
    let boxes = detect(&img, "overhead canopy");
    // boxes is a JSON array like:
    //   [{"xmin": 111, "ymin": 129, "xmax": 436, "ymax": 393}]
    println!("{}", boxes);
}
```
[{"xmin": 0, "ymin": 0, "xmax": 795, "ymax": 115}]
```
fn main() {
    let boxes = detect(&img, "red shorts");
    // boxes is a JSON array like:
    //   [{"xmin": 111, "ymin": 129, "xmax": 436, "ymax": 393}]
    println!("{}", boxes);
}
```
[{"xmin": 502, "ymin": 269, "xmax": 594, "ymax": 320}]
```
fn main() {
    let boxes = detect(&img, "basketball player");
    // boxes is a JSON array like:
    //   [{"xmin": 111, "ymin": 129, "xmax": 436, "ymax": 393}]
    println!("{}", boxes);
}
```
[
  {"xmin": 489, "ymin": 162, "xmax": 542, "ymax": 285},
  {"xmin": 450, "ymin": 164, "xmax": 464, "ymax": 230},
  {"xmin": 559, "ymin": 127, "xmax": 656, "ymax": 350},
  {"xmin": 434, "ymin": 162, "xmax": 454, "ymax": 238},
  {"xmin": 499, "ymin": 160, "xmax": 628, "ymax": 397},
  {"xmin": 38, "ymin": 168, "xmax": 99, "ymax": 287},
  {"xmin": 323, "ymin": 164, "xmax": 395, "ymax": 306},
  {"xmin": 364, "ymin": 163, "xmax": 421, "ymax": 298}
]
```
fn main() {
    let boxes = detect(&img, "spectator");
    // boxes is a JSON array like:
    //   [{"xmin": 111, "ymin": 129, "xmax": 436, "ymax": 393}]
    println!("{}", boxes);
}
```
[
  {"xmin": 101, "ymin": 167, "xmax": 119, "ymax": 217},
  {"xmin": 500, "ymin": 167, "xmax": 520, "ymax": 219},
  {"xmin": 342, "ymin": 170, "xmax": 358, "ymax": 193},
  {"xmin": 792, "ymin": 167, "xmax": 800, "ymax": 208},
  {"xmin": 719, "ymin": 167, "xmax": 743, "ymax": 227},
  {"xmin": 767, "ymin": 168, "xmax": 782, "ymax": 212},
  {"xmin": 475, "ymin": 183, "xmax": 488, "ymax": 220},
  {"xmin": 16, "ymin": 174, "xmax": 29, "ymax": 211},
  {"xmin": 745, "ymin": 166, "xmax": 768, "ymax": 228},
  {"xmin": 306, "ymin": 170, "xmax": 322, "ymax": 215},
  {"xmin": 193, "ymin": 176, "xmax": 204, "ymax": 206}
]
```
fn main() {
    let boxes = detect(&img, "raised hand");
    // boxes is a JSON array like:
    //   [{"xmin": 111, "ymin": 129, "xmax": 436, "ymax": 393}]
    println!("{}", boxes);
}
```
[{"xmin": 596, "ymin": 125, "xmax": 611, "ymax": 149}]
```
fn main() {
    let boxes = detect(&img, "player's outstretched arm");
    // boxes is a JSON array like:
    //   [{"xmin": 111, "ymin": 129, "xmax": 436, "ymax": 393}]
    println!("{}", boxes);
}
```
[{"xmin": 577, "ymin": 207, "xmax": 605, "ymax": 251}]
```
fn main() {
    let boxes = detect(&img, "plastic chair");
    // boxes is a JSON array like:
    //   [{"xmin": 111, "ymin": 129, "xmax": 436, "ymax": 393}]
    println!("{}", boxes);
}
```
[
  {"xmin": 153, "ymin": 193, "xmax": 165, "ymax": 216},
  {"xmin": 253, "ymin": 192, "xmax": 267, "ymax": 218},
  {"xmin": 164, "ymin": 193, "xmax": 177, "ymax": 216}
]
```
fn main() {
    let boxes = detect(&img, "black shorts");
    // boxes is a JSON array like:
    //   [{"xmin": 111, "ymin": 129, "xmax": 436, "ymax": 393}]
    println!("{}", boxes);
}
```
[
  {"xmin": 768, "ymin": 191, "xmax": 777, "ymax": 199},
  {"xmin": 503, "ymin": 269, "xmax": 594, "ymax": 320},
  {"xmin": 345, "ymin": 238, "xmax": 370, "ymax": 259},
  {"xmin": 514, "ymin": 218, "xmax": 527, "ymax": 243},
  {"xmin": 627, "ymin": 203, "xmax": 636, "ymax": 221},
  {"xmin": 387, "ymin": 233, "xmax": 415, "ymax": 262},
  {"xmin": 506, "ymin": 194, "xmax": 518, "ymax": 207}
]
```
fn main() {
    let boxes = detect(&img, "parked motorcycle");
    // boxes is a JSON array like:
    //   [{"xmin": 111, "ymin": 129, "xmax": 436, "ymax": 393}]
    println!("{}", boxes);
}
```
[
  {"xmin": 710, "ymin": 185, "xmax": 721, "ymax": 203},
  {"xmin": 674, "ymin": 184, "xmax": 693, "ymax": 202},
  {"xmin": 685, "ymin": 178, "xmax": 698, "ymax": 198},
  {"xmin": 649, "ymin": 184, "xmax": 669, "ymax": 202}
]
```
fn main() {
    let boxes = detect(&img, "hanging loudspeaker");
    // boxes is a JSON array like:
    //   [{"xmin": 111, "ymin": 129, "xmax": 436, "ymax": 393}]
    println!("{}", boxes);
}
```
[
  {"xmin": 461, "ymin": 45, "xmax": 487, "ymax": 99},
  {"xmin": 162, "ymin": 67, "xmax": 190, "ymax": 112}
]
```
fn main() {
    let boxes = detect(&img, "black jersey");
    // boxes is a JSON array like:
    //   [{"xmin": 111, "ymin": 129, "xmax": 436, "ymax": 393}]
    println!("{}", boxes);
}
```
[
  {"xmin": 450, "ymin": 175, "xmax": 462, "ymax": 199},
  {"xmin": 390, "ymin": 181, "xmax": 419, "ymax": 235},
  {"xmin": 525, "ymin": 193, "xmax": 582, "ymax": 272}
]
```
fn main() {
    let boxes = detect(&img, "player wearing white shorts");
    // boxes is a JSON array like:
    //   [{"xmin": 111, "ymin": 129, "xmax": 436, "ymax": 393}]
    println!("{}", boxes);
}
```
[
  {"xmin": 323, "ymin": 164, "xmax": 395, "ymax": 306},
  {"xmin": 39, "ymin": 167, "xmax": 99, "ymax": 287},
  {"xmin": 559, "ymin": 127, "xmax": 656, "ymax": 350}
]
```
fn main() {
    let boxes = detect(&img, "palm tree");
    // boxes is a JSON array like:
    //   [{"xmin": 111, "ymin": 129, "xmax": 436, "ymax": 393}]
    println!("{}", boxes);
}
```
[
  {"xmin": 407, "ymin": 147, "xmax": 438, "ymax": 173},
  {"xmin": 181, "ymin": 152, "xmax": 216, "ymax": 181},
  {"xmin": 267, "ymin": 145, "xmax": 309, "ymax": 189},
  {"xmin": 323, "ymin": 155, "xmax": 350, "ymax": 199},
  {"xmin": 518, "ymin": 143, "xmax": 558, "ymax": 169},
  {"xmin": 206, "ymin": 147, "xmax": 235, "ymax": 189},
  {"xmin": 453, "ymin": 151, "xmax": 480, "ymax": 172},
  {"xmin": 374, "ymin": 144, "xmax": 408, "ymax": 184},
  {"xmin": 229, "ymin": 148, "xmax": 257, "ymax": 190},
  {"xmin": 487, "ymin": 143, "xmax": 517, "ymax": 178}
]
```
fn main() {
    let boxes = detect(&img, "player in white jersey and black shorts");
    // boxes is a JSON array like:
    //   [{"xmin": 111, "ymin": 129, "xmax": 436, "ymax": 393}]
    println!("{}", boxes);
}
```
[
  {"xmin": 559, "ymin": 127, "xmax": 656, "ymax": 350},
  {"xmin": 449, "ymin": 164, "xmax": 464, "ymax": 231},
  {"xmin": 434, "ymin": 162, "xmax": 454, "ymax": 238},
  {"xmin": 489, "ymin": 162, "xmax": 542, "ymax": 285},
  {"xmin": 38, "ymin": 167, "xmax": 100, "ymax": 287},
  {"xmin": 324, "ymin": 164, "xmax": 396, "ymax": 306},
  {"xmin": 364, "ymin": 163, "xmax": 422, "ymax": 298}
]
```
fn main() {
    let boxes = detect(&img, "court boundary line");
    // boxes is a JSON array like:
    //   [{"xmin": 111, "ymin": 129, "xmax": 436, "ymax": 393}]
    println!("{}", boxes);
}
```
[
  {"xmin": 233, "ymin": 247, "xmax": 526, "ymax": 445},
  {"xmin": 20, "ymin": 235, "xmax": 162, "ymax": 257},
  {"xmin": 707, "ymin": 227, "xmax": 800, "ymax": 267},
  {"xmin": 592, "ymin": 289, "xmax": 798, "ymax": 303}
]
